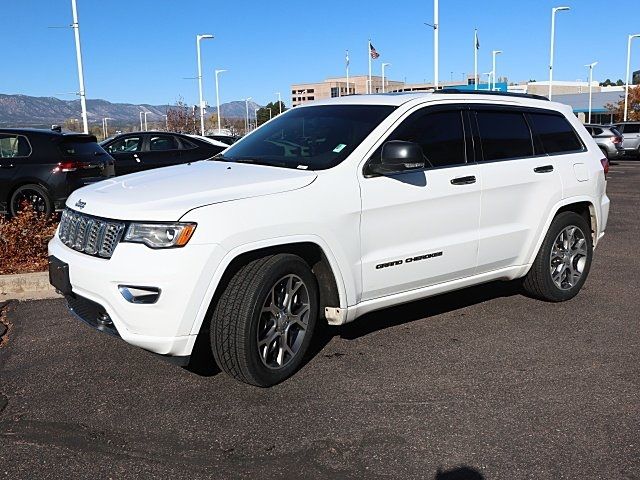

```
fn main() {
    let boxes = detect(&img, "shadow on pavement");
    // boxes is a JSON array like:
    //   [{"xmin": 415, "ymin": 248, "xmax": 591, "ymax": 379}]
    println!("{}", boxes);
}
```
[{"xmin": 434, "ymin": 466, "xmax": 485, "ymax": 480}]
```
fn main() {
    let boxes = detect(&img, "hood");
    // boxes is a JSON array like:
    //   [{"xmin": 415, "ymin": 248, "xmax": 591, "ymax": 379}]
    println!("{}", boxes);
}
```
[{"xmin": 66, "ymin": 160, "xmax": 317, "ymax": 221}]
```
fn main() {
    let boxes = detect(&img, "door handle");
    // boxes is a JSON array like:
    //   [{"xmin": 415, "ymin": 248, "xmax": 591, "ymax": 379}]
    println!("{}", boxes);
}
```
[
  {"xmin": 134, "ymin": 154, "xmax": 141, "ymax": 163},
  {"xmin": 450, "ymin": 175, "xmax": 476, "ymax": 185},
  {"xmin": 0, "ymin": 164, "xmax": 15, "ymax": 169},
  {"xmin": 534, "ymin": 165, "xmax": 554, "ymax": 173}
]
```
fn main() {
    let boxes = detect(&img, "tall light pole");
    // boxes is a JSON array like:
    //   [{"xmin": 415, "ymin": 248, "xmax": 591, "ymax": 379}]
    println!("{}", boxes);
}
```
[
  {"xmin": 70, "ymin": 0, "xmax": 88, "ymax": 134},
  {"xmin": 381, "ymin": 63, "xmax": 391, "ymax": 93},
  {"xmin": 244, "ymin": 97, "xmax": 252, "ymax": 133},
  {"xmin": 196, "ymin": 34, "xmax": 214, "ymax": 136},
  {"xmin": 275, "ymin": 92, "xmax": 282, "ymax": 114},
  {"xmin": 483, "ymin": 72, "xmax": 492, "ymax": 91},
  {"xmin": 139, "ymin": 111, "xmax": 144, "ymax": 131},
  {"xmin": 624, "ymin": 34, "xmax": 640, "ymax": 121},
  {"xmin": 492, "ymin": 50, "xmax": 502, "ymax": 90},
  {"xmin": 474, "ymin": 28, "xmax": 479, "ymax": 90},
  {"xmin": 434, "ymin": 0, "xmax": 439, "ymax": 89},
  {"xmin": 266, "ymin": 107, "xmax": 272, "ymax": 120},
  {"xmin": 102, "ymin": 117, "xmax": 113, "ymax": 139},
  {"xmin": 254, "ymin": 107, "xmax": 259, "ymax": 130},
  {"xmin": 548, "ymin": 6, "xmax": 570, "ymax": 100},
  {"xmin": 215, "ymin": 69, "xmax": 226, "ymax": 133},
  {"xmin": 586, "ymin": 62, "xmax": 598, "ymax": 123},
  {"xmin": 143, "ymin": 112, "xmax": 151, "ymax": 131},
  {"xmin": 162, "ymin": 114, "xmax": 168, "ymax": 131}
]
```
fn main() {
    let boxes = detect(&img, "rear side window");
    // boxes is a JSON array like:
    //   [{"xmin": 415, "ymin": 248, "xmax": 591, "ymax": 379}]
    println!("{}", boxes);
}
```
[
  {"xmin": 106, "ymin": 136, "xmax": 142, "ymax": 153},
  {"xmin": 476, "ymin": 111, "xmax": 533, "ymax": 161},
  {"xmin": 621, "ymin": 123, "xmax": 640, "ymax": 133},
  {"xmin": 528, "ymin": 113, "xmax": 583, "ymax": 154},
  {"xmin": 592, "ymin": 127, "xmax": 604, "ymax": 136},
  {"xmin": 0, "ymin": 134, "xmax": 31, "ymax": 158},
  {"xmin": 149, "ymin": 135, "xmax": 179, "ymax": 151}
]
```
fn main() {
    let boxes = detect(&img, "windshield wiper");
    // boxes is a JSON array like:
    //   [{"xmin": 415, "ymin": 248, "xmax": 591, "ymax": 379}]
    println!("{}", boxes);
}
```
[{"xmin": 228, "ymin": 158, "xmax": 289, "ymax": 168}]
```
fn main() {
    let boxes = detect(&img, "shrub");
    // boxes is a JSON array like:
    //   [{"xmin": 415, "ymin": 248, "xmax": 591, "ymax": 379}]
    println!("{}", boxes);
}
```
[{"xmin": 0, "ymin": 208, "xmax": 58, "ymax": 275}]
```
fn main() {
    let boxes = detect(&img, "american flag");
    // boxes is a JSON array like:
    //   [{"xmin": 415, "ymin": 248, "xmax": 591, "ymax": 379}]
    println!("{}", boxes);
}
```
[{"xmin": 369, "ymin": 42, "xmax": 380, "ymax": 59}]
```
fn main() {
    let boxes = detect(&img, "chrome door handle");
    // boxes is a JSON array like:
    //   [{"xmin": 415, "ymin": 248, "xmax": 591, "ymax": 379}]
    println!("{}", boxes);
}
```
[{"xmin": 450, "ymin": 175, "xmax": 476, "ymax": 185}]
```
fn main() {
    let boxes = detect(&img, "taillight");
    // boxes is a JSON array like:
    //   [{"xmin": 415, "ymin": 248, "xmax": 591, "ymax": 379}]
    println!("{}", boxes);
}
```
[
  {"xmin": 611, "ymin": 136, "xmax": 623, "ymax": 145},
  {"xmin": 600, "ymin": 157, "xmax": 609, "ymax": 177},
  {"xmin": 53, "ymin": 160, "xmax": 89, "ymax": 172}
]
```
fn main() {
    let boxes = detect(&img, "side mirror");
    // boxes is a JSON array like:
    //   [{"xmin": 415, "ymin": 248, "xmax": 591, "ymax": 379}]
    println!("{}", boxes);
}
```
[{"xmin": 371, "ymin": 140, "xmax": 425, "ymax": 175}]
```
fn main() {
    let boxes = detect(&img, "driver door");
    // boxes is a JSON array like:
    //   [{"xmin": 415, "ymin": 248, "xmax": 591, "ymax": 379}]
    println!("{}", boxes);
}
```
[{"xmin": 358, "ymin": 106, "xmax": 481, "ymax": 301}]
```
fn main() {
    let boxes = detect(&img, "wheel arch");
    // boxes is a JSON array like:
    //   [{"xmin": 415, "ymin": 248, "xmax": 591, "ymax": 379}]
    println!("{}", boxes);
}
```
[
  {"xmin": 524, "ymin": 197, "xmax": 598, "ymax": 269},
  {"xmin": 7, "ymin": 181, "xmax": 53, "ymax": 215},
  {"xmin": 189, "ymin": 237, "xmax": 349, "ymax": 338}
]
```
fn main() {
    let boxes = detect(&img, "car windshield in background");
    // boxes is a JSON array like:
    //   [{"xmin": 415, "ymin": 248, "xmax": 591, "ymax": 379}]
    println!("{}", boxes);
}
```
[
  {"xmin": 218, "ymin": 105, "xmax": 396, "ymax": 170},
  {"xmin": 59, "ymin": 140, "xmax": 106, "ymax": 156}
]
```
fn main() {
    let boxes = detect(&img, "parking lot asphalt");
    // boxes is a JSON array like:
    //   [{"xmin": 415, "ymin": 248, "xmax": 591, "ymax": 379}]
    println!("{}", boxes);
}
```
[{"xmin": 1, "ymin": 161, "xmax": 639, "ymax": 480}]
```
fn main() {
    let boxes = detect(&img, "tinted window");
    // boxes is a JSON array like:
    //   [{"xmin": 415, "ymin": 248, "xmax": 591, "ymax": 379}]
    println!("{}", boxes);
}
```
[
  {"xmin": 528, "ymin": 113, "xmax": 583, "ymax": 154},
  {"xmin": 59, "ymin": 139, "xmax": 107, "ymax": 157},
  {"xmin": 221, "ymin": 105, "xmax": 395, "ymax": 170},
  {"xmin": 0, "ymin": 134, "xmax": 31, "ymax": 158},
  {"xmin": 621, "ymin": 123, "xmax": 640, "ymax": 133},
  {"xmin": 106, "ymin": 136, "xmax": 142, "ymax": 153},
  {"xmin": 372, "ymin": 110, "xmax": 466, "ymax": 168},
  {"xmin": 476, "ymin": 111, "xmax": 533, "ymax": 161},
  {"xmin": 592, "ymin": 127, "xmax": 604, "ymax": 136},
  {"xmin": 149, "ymin": 135, "xmax": 179, "ymax": 151}
]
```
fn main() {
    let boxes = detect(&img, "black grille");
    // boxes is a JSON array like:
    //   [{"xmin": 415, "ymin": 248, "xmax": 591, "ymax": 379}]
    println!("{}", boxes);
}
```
[
  {"xmin": 58, "ymin": 208, "xmax": 125, "ymax": 259},
  {"xmin": 66, "ymin": 294, "xmax": 120, "ymax": 337}
]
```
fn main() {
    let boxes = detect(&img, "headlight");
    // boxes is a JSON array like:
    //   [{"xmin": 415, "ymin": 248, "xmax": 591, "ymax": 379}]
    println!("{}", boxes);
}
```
[{"xmin": 123, "ymin": 222, "xmax": 196, "ymax": 248}]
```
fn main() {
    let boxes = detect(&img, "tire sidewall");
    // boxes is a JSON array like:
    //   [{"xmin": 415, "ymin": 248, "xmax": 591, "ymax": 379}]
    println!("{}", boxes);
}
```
[
  {"xmin": 243, "ymin": 256, "xmax": 319, "ymax": 386},
  {"xmin": 10, "ymin": 184, "xmax": 52, "ymax": 217},
  {"xmin": 539, "ymin": 212, "xmax": 593, "ymax": 301}
]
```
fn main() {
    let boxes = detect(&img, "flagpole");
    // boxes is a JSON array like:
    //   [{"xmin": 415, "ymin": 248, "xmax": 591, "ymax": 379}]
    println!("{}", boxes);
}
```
[
  {"xmin": 368, "ymin": 39, "xmax": 372, "ymax": 94},
  {"xmin": 474, "ymin": 29, "xmax": 478, "ymax": 90},
  {"xmin": 346, "ymin": 49, "xmax": 350, "ymax": 96}
]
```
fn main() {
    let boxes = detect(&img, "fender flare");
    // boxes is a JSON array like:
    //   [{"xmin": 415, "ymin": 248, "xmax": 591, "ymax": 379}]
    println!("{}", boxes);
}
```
[
  {"xmin": 524, "ymin": 195, "xmax": 598, "ymax": 268},
  {"xmin": 189, "ymin": 234, "xmax": 351, "ymax": 336}
]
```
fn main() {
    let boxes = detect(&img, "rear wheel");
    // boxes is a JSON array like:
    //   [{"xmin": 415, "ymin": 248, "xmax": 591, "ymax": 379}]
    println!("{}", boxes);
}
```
[
  {"xmin": 9, "ymin": 184, "xmax": 52, "ymax": 217},
  {"xmin": 210, "ymin": 254, "xmax": 318, "ymax": 386},
  {"xmin": 522, "ymin": 211, "xmax": 593, "ymax": 302}
]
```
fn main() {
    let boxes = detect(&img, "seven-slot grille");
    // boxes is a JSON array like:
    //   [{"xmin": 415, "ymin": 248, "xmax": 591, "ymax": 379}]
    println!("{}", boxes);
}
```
[{"xmin": 58, "ymin": 209, "xmax": 125, "ymax": 259}]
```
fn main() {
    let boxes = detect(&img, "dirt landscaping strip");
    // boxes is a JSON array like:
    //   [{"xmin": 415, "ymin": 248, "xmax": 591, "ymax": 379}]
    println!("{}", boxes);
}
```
[{"xmin": 0, "ymin": 271, "xmax": 59, "ymax": 301}]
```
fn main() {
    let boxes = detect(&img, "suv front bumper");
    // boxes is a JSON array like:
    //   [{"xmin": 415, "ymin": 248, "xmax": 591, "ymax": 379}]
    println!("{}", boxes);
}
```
[{"xmin": 48, "ymin": 234, "xmax": 226, "ymax": 357}]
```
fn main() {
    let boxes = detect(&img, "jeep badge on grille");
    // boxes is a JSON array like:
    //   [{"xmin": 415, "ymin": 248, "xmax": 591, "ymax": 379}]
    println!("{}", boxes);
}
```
[{"xmin": 75, "ymin": 199, "xmax": 86, "ymax": 209}]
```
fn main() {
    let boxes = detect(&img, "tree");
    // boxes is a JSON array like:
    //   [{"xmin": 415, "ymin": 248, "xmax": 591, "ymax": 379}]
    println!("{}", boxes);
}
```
[
  {"xmin": 616, "ymin": 79, "xmax": 625, "ymax": 86},
  {"xmin": 256, "ymin": 101, "xmax": 287, "ymax": 128},
  {"xmin": 600, "ymin": 78, "xmax": 613, "ymax": 87},
  {"xmin": 604, "ymin": 86, "xmax": 640, "ymax": 122},
  {"xmin": 166, "ymin": 97, "xmax": 198, "ymax": 134}
]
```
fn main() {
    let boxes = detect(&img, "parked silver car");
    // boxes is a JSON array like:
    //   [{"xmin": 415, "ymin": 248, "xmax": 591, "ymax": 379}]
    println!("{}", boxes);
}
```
[
  {"xmin": 585, "ymin": 124, "xmax": 624, "ymax": 160},
  {"xmin": 614, "ymin": 122, "xmax": 640, "ymax": 157}
]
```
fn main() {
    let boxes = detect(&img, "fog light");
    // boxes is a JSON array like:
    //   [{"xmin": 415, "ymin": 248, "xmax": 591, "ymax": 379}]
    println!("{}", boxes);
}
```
[{"xmin": 118, "ymin": 285, "xmax": 161, "ymax": 304}]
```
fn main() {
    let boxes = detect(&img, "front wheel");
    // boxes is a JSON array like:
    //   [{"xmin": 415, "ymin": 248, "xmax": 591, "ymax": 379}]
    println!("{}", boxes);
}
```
[
  {"xmin": 522, "ymin": 211, "xmax": 593, "ymax": 302},
  {"xmin": 210, "ymin": 254, "xmax": 318, "ymax": 387}
]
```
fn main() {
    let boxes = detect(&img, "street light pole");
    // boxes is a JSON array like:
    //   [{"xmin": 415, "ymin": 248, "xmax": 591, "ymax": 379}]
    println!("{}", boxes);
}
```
[
  {"xmin": 215, "ymin": 69, "xmax": 226, "ymax": 134},
  {"xmin": 162, "ymin": 114, "xmax": 168, "ymax": 131},
  {"xmin": 434, "ymin": 0, "xmax": 439, "ymax": 89},
  {"xmin": 70, "ymin": 0, "xmax": 88, "ymax": 134},
  {"xmin": 196, "ymin": 34, "xmax": 214, "ymax": 136},
  {"xmin": 276, "ymin": 92, "xmax": 282, "ymax": 114},
  {"xmin": 474, "ymin": 28, "xmax": 479, "ymax": 91},
  {"xmin": 624, "ymin": 34, "xmax": 640, "ymax": 121},
  {"xmin": 492, "ymin": 50, "xmax": 502, "ymax": 90},
  {"xmin": 245, "ymin": 97, "xmax": 252, "ymax": 133},
  {"xmin": 102, "ymin": 117, "xmax": 113, "ymax": 139},
  {"xmin": 254, "ymin": 107, "xmax": 259, "ymax": 130},
  {"xmin": 139, "ymin": 112, "xmax": 144, "ymax": 131},
  {"xmin": 586, "ymin": 62, "xmax": 598, "ymax": 123},
  {"xmin": 143, "ymin": 112, "xmax": 151, "ymax": 131},
  {"xmin": 548, "ymin": 6, "xmax": 570, "ymax": 100},
  {"xmin": 381, "ymin": 63, "xmax": 391, "ymax": 93}
]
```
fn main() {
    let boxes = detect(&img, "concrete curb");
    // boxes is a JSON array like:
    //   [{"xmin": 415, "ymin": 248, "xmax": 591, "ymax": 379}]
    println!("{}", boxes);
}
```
[{"xmin": 0, "ymin": 272, "xmax": 60, "ymax": 301}]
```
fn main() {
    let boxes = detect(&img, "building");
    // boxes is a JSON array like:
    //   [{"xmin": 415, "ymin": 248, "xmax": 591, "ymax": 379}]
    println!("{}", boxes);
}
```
[
  {"xmin": 291, "ymin": 75, "xmax": 506, "ymax": 106},
  {"xmin": 633, "ymin": 69, "xmax": 640, "ymax": 85},
  {"xmin": 509, "ymin": 80, "xmax": 601, "ymax": 96},
  {"xmin": 553, "ymin": 91, "xmax": 624, "ymax": 124}
]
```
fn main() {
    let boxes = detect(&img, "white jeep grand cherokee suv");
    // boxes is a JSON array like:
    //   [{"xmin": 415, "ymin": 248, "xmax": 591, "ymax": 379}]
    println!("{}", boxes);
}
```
[{"xmin": 48, "ymin": 91, "xmax": 610, "ymax": 386}]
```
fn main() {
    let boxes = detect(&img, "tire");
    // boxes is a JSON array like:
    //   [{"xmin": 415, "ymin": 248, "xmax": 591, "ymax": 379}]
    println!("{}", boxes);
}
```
[
  {"xmin": 522, "ymin": 211, "xmax": 593, "ymax": 302},
  {"xmin": 599, "ymin": 147, "xmax": 609, "ymax": 160},
  {"xmin": 210, "ymin": 254, "xmax": 319, "ymax": 387},
  {"xmin": 9, "ymin": 184, "xmax": 52, "ymax": 217}
]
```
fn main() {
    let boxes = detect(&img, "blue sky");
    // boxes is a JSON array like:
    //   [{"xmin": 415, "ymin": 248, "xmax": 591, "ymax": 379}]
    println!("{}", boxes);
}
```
[{"xmin": 2, "ymin": 0, "xmax": 639, "ymax": 107}]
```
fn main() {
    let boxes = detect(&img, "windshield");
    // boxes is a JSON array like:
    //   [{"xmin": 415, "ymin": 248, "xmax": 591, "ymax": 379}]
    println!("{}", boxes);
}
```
[{"xmin": 218, "ymin": 104, "xmax": 396, "ymax": 170}]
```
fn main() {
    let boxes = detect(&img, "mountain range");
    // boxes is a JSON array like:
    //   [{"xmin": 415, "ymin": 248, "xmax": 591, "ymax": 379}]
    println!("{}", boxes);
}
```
[{"xmin": 0, "ymin": 94, "xmax": 261, "ymax": 128}]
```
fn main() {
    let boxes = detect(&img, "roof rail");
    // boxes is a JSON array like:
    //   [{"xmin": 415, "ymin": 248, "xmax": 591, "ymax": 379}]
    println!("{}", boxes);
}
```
[{"xmin": 439, "ymin": 89, "xmax": 550, "ymax": 101}]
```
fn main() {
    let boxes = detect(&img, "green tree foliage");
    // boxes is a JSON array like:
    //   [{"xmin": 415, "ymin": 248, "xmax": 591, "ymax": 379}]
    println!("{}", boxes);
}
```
[{"xmin": 256, "ymin": 101, "xmax": 287, "ymax": 128}]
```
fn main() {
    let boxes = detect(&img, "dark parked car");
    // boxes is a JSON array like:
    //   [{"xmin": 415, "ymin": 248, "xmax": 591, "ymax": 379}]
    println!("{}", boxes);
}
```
[
  {"xmin": 584, "ymin": 124, "xmax": 624, "ymax": 160},
  {"xmin": 0, "ymin": 128, "xmax": 115, "ymax": 217},
  {"xmin": 206, "ymin": 134, "xmax": 240, "ymax": 145},
  {"xmin": 101, "ymin": 131, "xmax": 226, "ymax": 176},
  {"xmin": 613, "ymin": 122, "xmax": 640, "ymax": 157}
]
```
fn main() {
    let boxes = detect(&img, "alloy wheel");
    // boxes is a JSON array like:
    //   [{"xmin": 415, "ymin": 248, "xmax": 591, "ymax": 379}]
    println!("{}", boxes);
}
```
[{"xmin": 549, "ymin": 225, "xmax": 588, "ymax": 290}]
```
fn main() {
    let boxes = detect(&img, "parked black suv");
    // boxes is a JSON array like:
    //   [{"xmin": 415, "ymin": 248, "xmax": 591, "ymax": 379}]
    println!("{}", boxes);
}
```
[
  {"xmin": 0, "ymin": 129, "xmax": 115, "ymax": 217},
  {"xmin": 101, "ymin": 131, "xmax": 225, "ymax": 176}
]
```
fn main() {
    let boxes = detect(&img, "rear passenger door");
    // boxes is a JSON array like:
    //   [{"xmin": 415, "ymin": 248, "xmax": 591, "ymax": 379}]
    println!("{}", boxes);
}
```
[
  {"xmin": 104, "ymin": 135, "xmax": 144, "ymax": 176},
  {"xmin": 472, "ymin": 107, "xmax": 563, "ymax": 272},
  {"xmin": 142, "ymin": 134, "xmax": 182, "ymax": 170},
  {"xmin": 620, "ymin": 123, "xmax": 640, "ymax": 151},
  {"xmin": 359, "ymin": 106, "xmax": 481, "ymax": 300}
]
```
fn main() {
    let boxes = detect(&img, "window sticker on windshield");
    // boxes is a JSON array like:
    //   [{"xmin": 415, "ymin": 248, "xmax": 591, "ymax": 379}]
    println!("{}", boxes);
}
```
[
  {"xmin": 297, "ymin": 165, "xmax": 309, "ymax": 170},
  {"xmin": 333, "ymin": 143, "xmax": 347, "ymax": 153}
]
